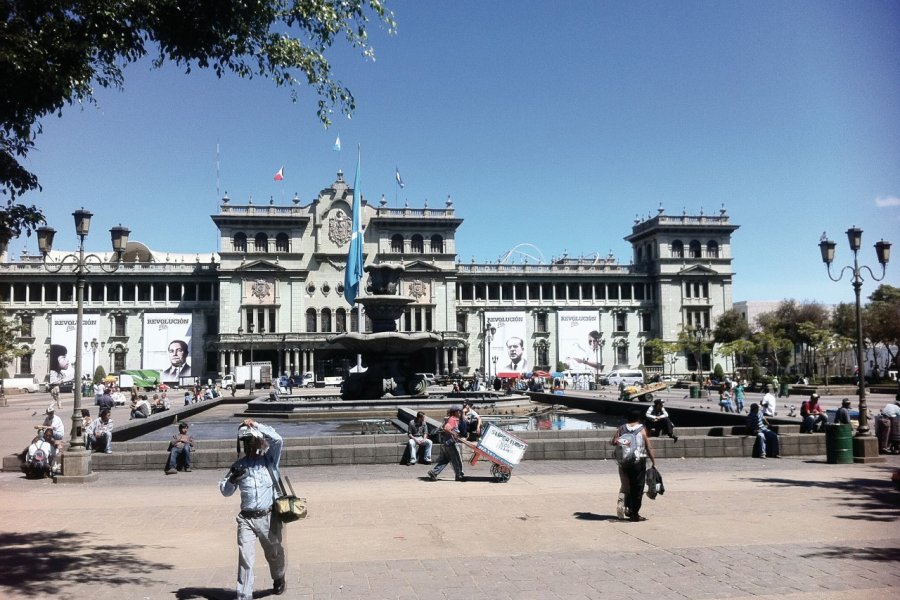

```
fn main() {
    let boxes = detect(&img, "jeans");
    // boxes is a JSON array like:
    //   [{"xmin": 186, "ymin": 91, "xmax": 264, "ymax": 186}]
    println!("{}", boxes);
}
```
[
  {"xmin": 618, "ymin": 458, "xmax": 648, "ymax": 517},
  {"xmin": 430, "ymin": 442, "xmax": 463, "ymax": 478},
  {"xmin": 87, "ymin": 432, "xmax": 111, "ymax": 453},
  {"xmin": 166, "ymin": 445, "xmax": 192, "ymax": 470},
  {"xmin": 236, "ymin": 511, "xmax": 284, "ymax": 600},
  {"xmin": 756, "ymin": 429, "xmax": 780, "ymax": 457},
  {"xmin": 407, "ymin": 438, "xmax": 432, "ymax": 464}
]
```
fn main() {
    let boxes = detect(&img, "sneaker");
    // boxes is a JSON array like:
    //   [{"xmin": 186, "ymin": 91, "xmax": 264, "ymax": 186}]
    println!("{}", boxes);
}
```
[
  {"xmin": 184, "ymin": 467, "xmax": 192, "ymax": 472},
  {"xmin": 273, "ymin": 577, "xmax": 286, "ymax": 595},
  {"xmin": 455, "ymin": 475, "xmax": 467, "ymax": 482},
  {"xmin": 760, "ymin": 454, "xmax": 766, "ymax": 459},
  {"xmin": 672, "ymin": 435, "xmax": 678, "ymax": 443},
  {"xmin": 629, "ymin": 515, "xmax": 648, "ymax": 522},
  {"xmin": 423, "ymin": 460, "xmax": 432, "ymax": 465},
  {"xmin": 165, "ymin": 468, "xmax": 177, "ymax": 475},
  {"xmin": 104, "ymin": 449, "xmax": 112, "ymax": 454},
  {"xmin": 408, "ymin": 461, "xmax": 417, "ymax": 466},
  {"xmin": 773, "ymin": 455, "xmax": 782, "ymax": 459},
  {"xmin": 427, "ymin": 471, "xmax": 437, "ymax": 481}
]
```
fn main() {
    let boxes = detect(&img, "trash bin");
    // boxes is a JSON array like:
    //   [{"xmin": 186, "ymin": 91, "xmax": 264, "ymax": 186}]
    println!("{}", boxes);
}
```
[
  {"xmin": 689, "ymin": 384, "xmax": 700, "ymax": 399},
  {"xmin": 779, "ymin": 382, "xmax": 790, "ymax": 397},
  {"xmin": 825, "ymin": 424, "xmax": 853, "ymax": 464}
]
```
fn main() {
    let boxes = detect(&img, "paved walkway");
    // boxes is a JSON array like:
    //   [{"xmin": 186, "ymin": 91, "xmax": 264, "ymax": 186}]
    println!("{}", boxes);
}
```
[{"xmin": 1, "ymin": 391, "xmax": 898, "ymax": 599}]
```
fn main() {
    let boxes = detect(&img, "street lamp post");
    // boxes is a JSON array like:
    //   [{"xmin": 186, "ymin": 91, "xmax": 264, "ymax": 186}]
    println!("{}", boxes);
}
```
[
  {"xmin": 36, "ymin": 210, "xmax": 129, "ymax": 482},
  {"xmin": 819, "ymin": 228, "xmax": 891, "ymax": 455},
  {"xmin": 483, "ymin": 322, "xmax": 496, "ymax": 381},
  {"xmin": 492, "ymin": 355, "xmax": 498, "ymax": 379},
  {"xmin": 691, "ymin": 327, "xmax": 712, "ymax": 378},
  {"xmin": 238, "ymin": 322, "xmax": 255, "ymax": 393},
  {"xmin": 85, "ymin": 338, "xmax": 100, "ymax": 381}
]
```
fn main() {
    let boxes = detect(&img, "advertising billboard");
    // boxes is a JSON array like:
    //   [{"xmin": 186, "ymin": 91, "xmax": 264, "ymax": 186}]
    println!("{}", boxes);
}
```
[
  {"xmin": 558, "ymin": 311, "xmax": 602, "ymax": 373},
  {"xmin": 50, "ymin": 313, "xmax": 101, "ymax": 385},
  {"xmin": 484, "ymin": 311, "xmax": 528, "ymax": 375},
  {"xmin": 143, "ymin": 313, "xmax": 193, "ymax": 382}
]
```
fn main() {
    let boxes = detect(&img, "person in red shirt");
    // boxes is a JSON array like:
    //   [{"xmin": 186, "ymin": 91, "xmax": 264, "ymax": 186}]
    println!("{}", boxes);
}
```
[
  {"xmin": 800, "ymin": 393, "xmax": 828, "ymax": 433},
  {"xmin": 427, "ymin": 405, "xmax": 465, "ymax": 482}
]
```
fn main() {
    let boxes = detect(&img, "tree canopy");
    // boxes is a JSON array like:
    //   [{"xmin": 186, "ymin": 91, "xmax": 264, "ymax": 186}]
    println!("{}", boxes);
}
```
[{"xmin": 1, "ymin": 0, "xmax": 395, "ymax": 233}]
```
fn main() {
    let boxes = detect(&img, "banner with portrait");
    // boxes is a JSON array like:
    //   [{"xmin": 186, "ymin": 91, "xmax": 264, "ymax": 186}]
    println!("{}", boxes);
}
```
[
  {"xmin": 558, "ymin": 311, "xmax": 602, "ymax": 373},
  {"xmin": 484, "ymin": 311, "xmax": 528, "ymax": 375},
  {"xmin": 50, "ymin": 313, "xmax": 101, "ymax": 385},
  {"xmin": 143, "ymin": 313, "xmax": 193, "ymax": 382}
]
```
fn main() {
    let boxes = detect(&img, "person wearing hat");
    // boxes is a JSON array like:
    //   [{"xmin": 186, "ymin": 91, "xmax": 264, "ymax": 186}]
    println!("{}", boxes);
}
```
[
  {"xmin": 875, "ymin": 397, "xmax": 900, "ymax": 453},
  {"xmin": 462, "ymin": 401, "xmax": 482, "ymax": 441},
  {"xmin": 834, "ymin": 398, "xmax": 853, "ymax": 426},
  {"xmin": 219, "ymin": 419, "xmax": 286, "ymax": 598},
  {"xmin": 800, "ymin": 393, "xmax": 827, "ymax": 433},
  {"xmin": 427, "ymin": 405, "xmax": 466, "ymax": 482},
  {"xmin": 41, "ymin": 406, "xmax": 65, "ymax": 442},
  {"xmin": 644, "ymin": 399, "xmax": 677, "ymax": 442},
  {"xmin": 165, "ymin": 422, "xmax": 195, "ymax": 475}
]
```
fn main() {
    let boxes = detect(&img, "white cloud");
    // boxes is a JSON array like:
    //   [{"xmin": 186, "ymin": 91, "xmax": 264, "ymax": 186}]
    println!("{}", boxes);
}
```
[{"xmin": 875, "ymin": 195, "xmax": 900, "ymax": 208}]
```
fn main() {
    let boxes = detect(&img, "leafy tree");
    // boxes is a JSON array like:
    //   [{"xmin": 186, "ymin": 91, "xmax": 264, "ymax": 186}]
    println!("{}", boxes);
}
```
[
  {"xmin": 677, "ymin": 326, "xmax": 712, "ymax": 376},
  {"xmin": 713, "ymin": 309, "xmax": 751, "ymax": 343},
  {"xmin": 798, "ymin": 322, "xmax": 852, "ymax": 385},
  {"xmin": 752, "ymin": 331, "xmax": 792, "ymax": 376},
  {"xmin": 2, "ymin": 0, "xmax": 395, "ymax": 205},
  {"xmin": 0, "ymin": 316, "xmax": 25, "ymax": 397},
  {"xmin": 715, "ymin": 339, "xmax": 756, "ymax": 376},
  {"xmin": 865, "ymin": 284, "xmax": 900, "ymax": 374},
  {"xmin": 643, "ymin": 339, "xmax": 680, "ymax": 377}
]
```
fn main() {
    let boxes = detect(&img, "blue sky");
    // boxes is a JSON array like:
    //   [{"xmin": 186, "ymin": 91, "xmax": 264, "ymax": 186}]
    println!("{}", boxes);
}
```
[{"xmin": 11, "ymin": 0, "xmax": 900, "ymax": 305}]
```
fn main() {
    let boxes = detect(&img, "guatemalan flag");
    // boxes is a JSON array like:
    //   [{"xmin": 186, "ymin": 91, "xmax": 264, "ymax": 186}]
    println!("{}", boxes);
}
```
[
  {"xmin": 273, "ymin": 167, "xmax": 284, "ymax": 181},
  {"xmin": 395, "ymin": 168, "xmax": 405, "ymax": 189},
  {"xmin": 344, "ymin": 148, "xmax": 364, "ymax": 307},
  {"xmin": 333, "ymin": 136, "xmax": 341, "ymax": 152}
]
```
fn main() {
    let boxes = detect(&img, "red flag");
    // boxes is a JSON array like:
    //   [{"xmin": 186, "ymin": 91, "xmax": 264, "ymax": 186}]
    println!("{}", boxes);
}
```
[{"xmin": 273, "ymin": 167, "xmax": 284, "ymax": 181}]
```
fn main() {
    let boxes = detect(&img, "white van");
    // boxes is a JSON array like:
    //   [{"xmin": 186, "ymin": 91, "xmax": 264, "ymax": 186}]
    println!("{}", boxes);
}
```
[{"xmin": 605, "ymin": 369, "xmax": 644, "ymax": 387}]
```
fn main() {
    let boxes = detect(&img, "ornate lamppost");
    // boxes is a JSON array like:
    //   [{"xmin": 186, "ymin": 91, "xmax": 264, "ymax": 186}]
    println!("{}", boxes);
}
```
[
  {"xmin": 238, "ymin": 321, "xmax": 255, "ymax": 393},
  {"xmin": 819, "ymin": 227, "xmax": 891, "ymax": 460},
  {"xmin": 492, "ymin": 355, "xmax": 498, "ymax": 379},
  {"xmin": 483, "ymin": 322, "xmax": 495, "ymax": 381},
  {"xmin": 36, "ymin": 210, "xmax": 129, "ymax": 482}
]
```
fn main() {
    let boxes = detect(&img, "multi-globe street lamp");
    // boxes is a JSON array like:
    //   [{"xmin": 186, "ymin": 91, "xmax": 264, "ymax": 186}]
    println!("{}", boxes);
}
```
[
  {"xmin": 36, "ymin": 209, "xmax": 130, "ymax": 481},
  {"xmin": 818, "ymin": 227, "xmax": 891, "ymax": 448},
  {"xmin": 483, "ymin": 322, "xmax": 495, "ymax": 381}
]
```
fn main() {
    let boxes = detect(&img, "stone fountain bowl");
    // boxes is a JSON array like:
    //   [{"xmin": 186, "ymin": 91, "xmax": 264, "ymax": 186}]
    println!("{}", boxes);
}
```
[{"xmin": 327, "ymin": 331, "xmax": 443, "ymax": 354}]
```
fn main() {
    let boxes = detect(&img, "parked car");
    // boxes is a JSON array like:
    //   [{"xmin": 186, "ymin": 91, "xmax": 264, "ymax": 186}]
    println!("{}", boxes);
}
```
[
  {"xmin": 416, "ymin": 373, "xmax": 437, "ymax": 386},
  {"xmin": 605, "ymin": 369, "xmax": 645, "ymax": 387}
]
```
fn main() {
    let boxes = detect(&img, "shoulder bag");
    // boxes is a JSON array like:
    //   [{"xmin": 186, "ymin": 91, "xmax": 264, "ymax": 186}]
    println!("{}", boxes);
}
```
[{"xmin": 266, "ymin": 463, "xmax": 308, "ymax": 523}]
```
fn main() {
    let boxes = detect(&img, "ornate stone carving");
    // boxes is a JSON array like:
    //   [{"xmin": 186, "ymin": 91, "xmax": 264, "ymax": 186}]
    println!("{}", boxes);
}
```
[
  {"xmin": 408, "ymin": 279, "xmax": 427, "ymax": 299},
  {"xmin": 328, "ymin": 211, "xmax": 352, "ymax": 246},
  {"xmin": 250, "ymin": 278, "xmax": 271, "ymax": 301}
]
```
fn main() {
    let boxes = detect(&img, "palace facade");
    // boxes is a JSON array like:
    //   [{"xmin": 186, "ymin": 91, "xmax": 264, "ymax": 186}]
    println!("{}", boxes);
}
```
[{"xmin": 0, "ymin": 172, "xmax": 739, "ymax": 384}]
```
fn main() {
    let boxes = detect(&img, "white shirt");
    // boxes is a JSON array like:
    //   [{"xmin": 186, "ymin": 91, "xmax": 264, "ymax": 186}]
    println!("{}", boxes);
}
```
[
  {"xmin": 881, "ymin": 403, "xmax": 900, "ymax": 418},
  {"xmin": 762, "ymin": 392, "xmax": 777, "ymax": 417},
  {"xmin": 42, "ymin": 414, "xmax": 65, "ymax": 438}
]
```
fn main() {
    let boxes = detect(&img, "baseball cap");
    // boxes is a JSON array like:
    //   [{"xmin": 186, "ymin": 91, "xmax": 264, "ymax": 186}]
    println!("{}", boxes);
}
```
[
  {"xmin": 449, "ymin": 404, "xmax": 462, "ymax": 412},
  {"xmin": 45, "ymin": 406, "xmax": 55, "ymax": 414},
  {"xmin": 811, "ymin": 393, "xmax": 820, "ymax": 399}
]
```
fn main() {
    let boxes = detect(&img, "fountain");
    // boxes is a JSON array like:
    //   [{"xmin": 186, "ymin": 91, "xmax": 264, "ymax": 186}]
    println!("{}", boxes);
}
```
[{"xmin": 328, "ymin": 264, "xmax": 443, "ymax": 400}]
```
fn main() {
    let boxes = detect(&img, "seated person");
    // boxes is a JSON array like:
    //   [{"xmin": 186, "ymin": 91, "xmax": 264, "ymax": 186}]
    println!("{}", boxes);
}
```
[
  {"xmin": 746, "ymin": 403, "xmax": 780, "ymax": 459},
  {"xmin": 85, "ymin": 409, "xmax": 114, "ymax": 453},
  {"xmin": 462, "ymin": 401, "xmax": 482, "ymax": 440},
  {"xmin": 406, "ymin": 411, "xmax": 433, "ymax": 465},
  {"xmin": 645, "ymin": 399, "xmax": 678, "ymax": 442},
  {"xmin": 110, "ymin": 387, "xmax": 127, "ymax": 406},
  {"xmin": 42, "ymin": 406, "xmax": 65, "ymax": 444},
  {"xmin": 799, "ymin": 393, "xmax": 828, "ymax": 433},
  {"xmin": 875, "ymin": 398, "xmax": 900, "ymax": 453},
  {"xmin": 130, "ymin": 395, "xmax": 151, "ymax": 419},
  {"xmin": 833, "ymin": 398, "xmax": 853, "ymax": 425},
  {"xmin": 23, "ymin": 428, "xmax": 57, "ymax": 478},
  {"xmin": 165, "ymin": 422, "xmax": 195, "ymax": 474}
]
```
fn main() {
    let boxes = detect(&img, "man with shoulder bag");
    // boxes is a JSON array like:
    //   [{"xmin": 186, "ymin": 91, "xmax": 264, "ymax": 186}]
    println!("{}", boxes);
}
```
[{"xmin": 219, "ymin": 419, "xmax": 286, "ymax": 599}]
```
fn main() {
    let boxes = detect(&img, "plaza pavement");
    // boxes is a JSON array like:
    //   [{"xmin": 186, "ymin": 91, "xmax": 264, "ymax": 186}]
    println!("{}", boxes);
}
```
[{"xmin": 1, "ymin": 390, "xmax": 899, "ymax": 600}]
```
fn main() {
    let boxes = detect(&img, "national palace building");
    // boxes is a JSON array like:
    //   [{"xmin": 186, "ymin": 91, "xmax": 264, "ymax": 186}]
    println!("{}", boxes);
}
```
[{"xmin": 0, "ymin": 171, "xmax": 739, "ymax": 385}]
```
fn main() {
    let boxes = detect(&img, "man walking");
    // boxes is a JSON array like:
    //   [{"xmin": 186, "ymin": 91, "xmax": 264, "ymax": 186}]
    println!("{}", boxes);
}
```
[{"xmin": 219, "ymin": 419, "xmax": 286, "ymax": 599}]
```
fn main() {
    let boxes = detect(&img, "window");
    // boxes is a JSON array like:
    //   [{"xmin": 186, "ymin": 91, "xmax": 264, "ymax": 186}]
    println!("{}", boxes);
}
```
[
  {"xmin": 113, "ymin": 350, "xmax": 126, "ymax": 372},
  {"xmin": 335, "ymin": 308, "xmax": 346, "ymax": 332},
  {"xmin": 707, "ymin": 241, "xmax": 719, "ymax": 258},
  {"xmin": 268, "ymin": 308, "xmax": 276, "ymax": 333},
  {"xmin": 391, "ymin": 234, "xmax": 404, "ymax": 253},
  {"xmin": 616, "ymin": 343, "xmax": 628, "ymax": 365},
  {"xmin": 615, "ymin": 312, "xmax": 627, "ymax": 332},
  {"xmin": 114, "ymin": 314, "xmax": 126, "ymax": 337},
  {"xmin": 20, "ymin": 351, "xmax": 32, "ymax": 375},
  {"xmin": 671, "ymin": 240, "xmax": 684, "ymax": 258},
  {"xmin": 411, "ymin": 234, "xmax": 424, "ymax": 253},
  {"xmin": 306, "ymin": 308, "xmax": 317, "ymax": 332},
  {"xmin": 255, "ymin": 233, "xmax": 268, "ymax": 253},
  {"xmin": 456, "ymin": 312, "xmax": 467, "ymax": 333},
  {"xmin": 641, "ymin": 313, "xmax": 651, "ymax": 332},
  {"xmin": 234, "ymin": 233, "xmax": 247, "ymax": 253},
  {"xmin": 107, "ymin": 283, "xmax": 120, "ymax": 302},
  {"xmin": 458, "ymin": 347, "xmax": 469, "ymax": 368},
  {"xmin": 321, "ymin": 308, "xmax": 332, "ymax": 333},
  {"xmin": 20, "ymin": 315, "xmax": 32, "ymax": 337},
  {"xmin": 168, "ymin": 283, "xmax": 182, "ymax": 302},
  {"xmin": 275, "ymin": 233, "xmax": 289, "ymax": 253},
  {"xmin": 689, "ymin": 240, "xmax": 701, "ymax": 259},
  {"xmin": 536, "ymin": 313, "xmax": 548, "ymax": 333},
  {"xmin": 350, "ymin": 310, "xmax": 360, "ymax": 333},
  {"xmin": 45, "ymin": 284, "xmax": 58, "ymax": 302},
  {"xmin": 90, "ymin": 283, "xmax": 103, "ymax": 302},
  {"xmin": 430, "ymin": 234, "xmax": 444, "ymax": 253}
]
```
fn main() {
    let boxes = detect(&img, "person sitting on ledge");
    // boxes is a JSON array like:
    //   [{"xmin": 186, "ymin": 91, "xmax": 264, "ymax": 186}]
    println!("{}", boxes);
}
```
[
  {"xmin": 644, "ymin": 399, "xmax": 677, "ymax": 442},
  {"xmin": 799, "ymin": 393, "xmax": 828, "ymax": 433},
  {"xmin": 833, "ymin": 398, "xmax": 853, "ymax": 426},
  {"xmin": 746, "ymin": 403, "xmax": 780, "ymax": 459}
]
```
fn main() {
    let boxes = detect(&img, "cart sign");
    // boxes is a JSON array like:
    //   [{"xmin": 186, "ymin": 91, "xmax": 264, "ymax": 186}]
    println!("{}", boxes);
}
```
[{"xmin": 477, "ymin": 423, "xmax": 528, "ymax": 466}]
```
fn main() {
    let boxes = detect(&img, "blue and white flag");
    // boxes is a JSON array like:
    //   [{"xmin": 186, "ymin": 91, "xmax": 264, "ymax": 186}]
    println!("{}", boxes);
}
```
[
  {"xmin": 344, "ymin": 147, "xmax": 364, "ymax": 307},
  {"xmin": 395, "ymin": 167, "xmax": 405, "ymax": 189},
  {"xmin": 333, "ymin": 135, "xmax": 341, "ymax": 152}
]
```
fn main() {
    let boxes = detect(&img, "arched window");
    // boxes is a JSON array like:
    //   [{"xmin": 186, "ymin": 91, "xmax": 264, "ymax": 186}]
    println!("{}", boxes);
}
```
[
  {"xmin": 536, "ymin": 342, "xmax": 549, "ymax": 368},
  {"xmin": 430, "ymin": 234, "xmax": 444, "ymax": 253},
  {"xmin": 335, "ymin": 308, "xmax": 347, "ymax": 333},
  {"xmin": 689, "ymin": 240, "xmax": 701, "ymax": 259},
  {"xmin": 275, "ymin": 233, "xmax": 289, "ymax": 253},
  {"xmin": 391, "ymin": 234, "xmax": 404, "ymax": 253},
  {"xmin": 411, "ymin": 234, "xmax": 424, "ymax": 253},
  {"xmin": 20, "ymin": 350, "xmax": 32, "ymax": 375},
  {"xmin": 306, "ymin": 308, "xmax": 317, "ymax": 332},
  {"xmin": 255, "ymin": 233, "xmax": 268, "ymax": 253},
  {"xmin": 671, "ymin": 240, "xmax": 683, "ymax": 258},
  {"xmin": 321, "ymin": 308, "xmax": 332, "ymax": 332},
  {"xmin": 706, "ymin": 241, "xmax": 719, "ymax": 258},
  {"xmin": 233, "ymin": 233, "xmax": 247, "ymax": 253}
]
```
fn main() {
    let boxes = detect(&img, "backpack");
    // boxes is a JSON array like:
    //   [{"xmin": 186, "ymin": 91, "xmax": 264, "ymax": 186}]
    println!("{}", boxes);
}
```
[
  {"xmin": 26, "ymin": 447, "xmax": 50, "ymax": 479},
  {"xmin": 614, "ymin": 424, "xmax": 644, "ymax": 466}
]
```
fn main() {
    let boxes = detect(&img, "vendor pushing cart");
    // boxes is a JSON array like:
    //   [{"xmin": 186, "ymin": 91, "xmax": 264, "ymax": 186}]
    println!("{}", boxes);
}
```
[{"xmin": 460, "ymin": 423, "xmax": 528, "ymax": 482}]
